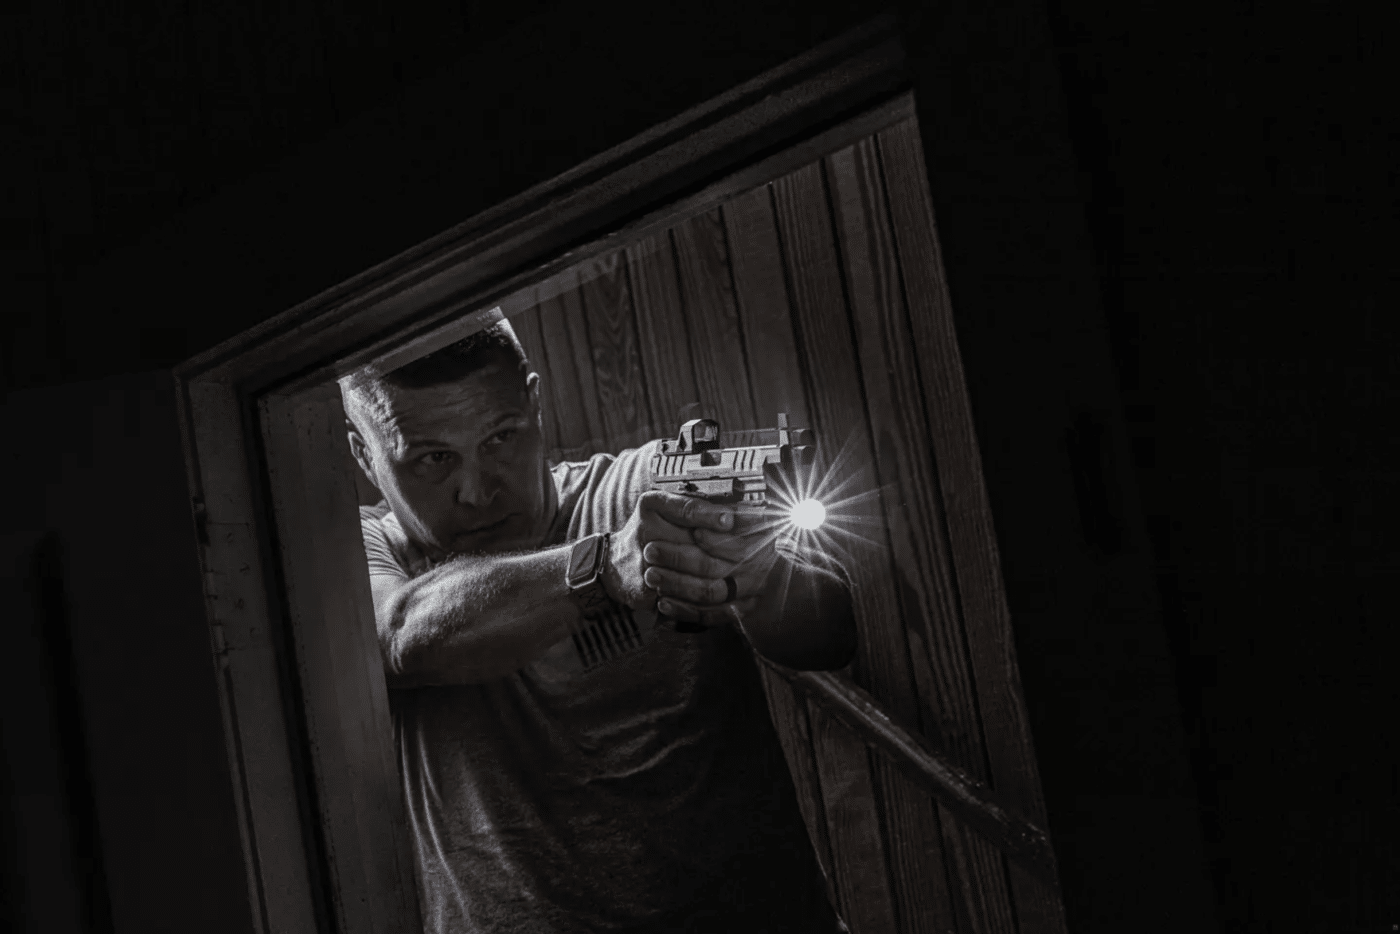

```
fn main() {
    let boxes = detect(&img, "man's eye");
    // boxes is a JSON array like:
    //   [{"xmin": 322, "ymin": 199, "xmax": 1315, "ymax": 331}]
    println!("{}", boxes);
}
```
[
  {"xmin": 419, "ymin": 451, "xmax": 454, "ymax": 466},
  {"xmin": 485, "ymin": 428, "xmax": 517, "ymax": 448}
]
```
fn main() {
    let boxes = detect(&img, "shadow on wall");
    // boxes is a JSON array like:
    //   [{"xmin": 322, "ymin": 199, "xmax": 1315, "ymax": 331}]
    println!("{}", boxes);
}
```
[{"xmin": 1, "ymin": 533, "xmax": 112, "ymax": 934}]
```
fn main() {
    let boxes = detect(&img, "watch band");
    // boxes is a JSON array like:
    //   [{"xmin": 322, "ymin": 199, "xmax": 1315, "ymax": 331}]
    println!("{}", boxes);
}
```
[{"xmin": 566, "ymin": 532, "xmax": 613, "ymax": 619}]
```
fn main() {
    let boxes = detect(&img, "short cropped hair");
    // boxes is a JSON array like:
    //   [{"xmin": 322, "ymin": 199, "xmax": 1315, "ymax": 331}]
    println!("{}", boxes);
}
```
[
  {"xmin": 340, "ymin": 319, "xmax": 530, "ymax": 428},
  {"xmin": 343, "ymin": 319, "xmax": 529, "ymax": 393}
]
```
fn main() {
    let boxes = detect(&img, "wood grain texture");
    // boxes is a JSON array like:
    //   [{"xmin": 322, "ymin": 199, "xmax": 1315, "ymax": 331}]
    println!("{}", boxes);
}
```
[
  {"xmin": 505, "ymin": 306, "xmax": 567, "ymax": 462},
  {"xmin": 770, "ymin": 161, "xmax": 962, "ymax": 934},
  {"xmin": 789, "ymin": 670, "xmax": 1056, "ymax": 885},
  {"xmin": 726, "ymin": 184, "xmax": 964, "ymax": 931},
  {"xmin": 877, "ymin": 117, "xmax": 1068, "ymax": 932},
  {"xmin": 578, "ymin": 250, "xmax": 653, "ymax": 451},
  {"xmin": 756, "ymin": 664, "xmax": 845, "ymax": 921},
  {"xmin": 826, "ymin": 139, "xmax": 1018, "ymax": 933},
  {"xmin": 721, "ymin": 178, "xmax": 896, "ymax": 931},
  {"xmin": 626, "ymin": 231, "xmax": 700, "ymax": 438},
  {"xmin": 720, "ymin": 188, "xmax": 813, "ymax": 433},
  {"xmin": 164, "ymin": 52, "xmax": 989, "ymax": 934},
  {"xmin": 292, "ymin": 115, "xmax": 1063, "ymax": 932},
  {"xmin": 184, "ymin": 379, "xmax": 318, "ymax": 934},
  {"xmin": 533, "ymin": 271, "xmax": 607, "ymax": 460},
  {"xmin": 825, "ymin": 138, "xmax": 986, "ymax": 775},
  {"xmin": 808, "ymin": 700, "xmax": 901, "ymax": 934},
  {"xmin": 768, "ymin": 161, "xmax": 918, "ymax": 735},
  {"xmin": 260, "ymin": 386, "xmax": 422, "ymax": 934},
  {"xmin": 671, "ymin": 208, "xmax": 758, "ymax": 432}
]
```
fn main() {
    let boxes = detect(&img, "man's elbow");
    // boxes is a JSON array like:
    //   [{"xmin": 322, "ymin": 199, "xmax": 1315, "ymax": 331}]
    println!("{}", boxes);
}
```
[
  {"xmin": 378, "ymin": 595, "xmax": 449, "ymax": 688},
  {"xmin": 381, "ymin": 626, "xmax": 429, "ymax": 689},
  {"xmin": 378, "ymin": 608, "xmax": 526, "ymax": 688}
]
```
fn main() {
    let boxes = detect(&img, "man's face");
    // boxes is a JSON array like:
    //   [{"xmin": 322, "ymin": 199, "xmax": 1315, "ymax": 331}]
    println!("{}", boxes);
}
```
[{"xmin": 348, "ymin": 359, "xmax": 554, "ymax": 556}]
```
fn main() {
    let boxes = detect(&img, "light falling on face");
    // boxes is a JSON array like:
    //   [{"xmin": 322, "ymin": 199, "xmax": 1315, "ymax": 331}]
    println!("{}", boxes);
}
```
[{"xmin": 349, "ymin": 360, "xmax": 556, "ymax": 557}]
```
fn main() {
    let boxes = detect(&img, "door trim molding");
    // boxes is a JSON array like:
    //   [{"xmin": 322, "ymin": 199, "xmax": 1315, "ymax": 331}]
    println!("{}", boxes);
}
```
[{"xmin": 172, "ymin": 17, "xmax": 914, "ymax": 933}]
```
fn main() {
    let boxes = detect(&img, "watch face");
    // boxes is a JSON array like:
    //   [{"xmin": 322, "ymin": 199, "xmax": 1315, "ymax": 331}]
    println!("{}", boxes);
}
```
[{"xmin": 567, "ymin": 535, "xmax": 602, "ymax": 586}]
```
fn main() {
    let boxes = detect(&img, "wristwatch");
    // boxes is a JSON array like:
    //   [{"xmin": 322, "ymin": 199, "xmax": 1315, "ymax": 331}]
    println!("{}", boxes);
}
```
[{"xmin": 565, "ymin": 532, "xmax": 613, "ymax": 619}]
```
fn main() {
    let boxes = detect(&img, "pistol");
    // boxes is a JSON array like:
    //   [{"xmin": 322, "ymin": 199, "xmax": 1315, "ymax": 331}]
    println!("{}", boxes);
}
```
[{"xmin": 649, "ymin": 413, "xmax": 817, "ymax": 632}]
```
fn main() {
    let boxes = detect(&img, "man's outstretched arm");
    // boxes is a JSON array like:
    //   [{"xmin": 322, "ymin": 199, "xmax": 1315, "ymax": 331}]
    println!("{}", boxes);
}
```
[
  {"xmin": 370, "ymin": 545, "xmax": 578, "ymax": 688},
  {"xmin": 369, "ymin": 492, "xmax": 741, "ymax": 687}
]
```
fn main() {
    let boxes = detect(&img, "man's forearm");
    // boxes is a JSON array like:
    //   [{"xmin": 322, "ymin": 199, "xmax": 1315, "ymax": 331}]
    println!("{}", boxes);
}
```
[
  {"xmin": 381, "ymin": 545, "xmax": 581, "ymax": 687},
  {"xmin": 741, "ymin": 554, "xmax": 858, "ymax": 672}
]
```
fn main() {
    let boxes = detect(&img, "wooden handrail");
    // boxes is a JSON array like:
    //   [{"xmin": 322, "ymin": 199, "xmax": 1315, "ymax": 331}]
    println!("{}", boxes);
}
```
[{"xmin": 776, "ymin": 667, "xmax": 1059, "ymax": 886}]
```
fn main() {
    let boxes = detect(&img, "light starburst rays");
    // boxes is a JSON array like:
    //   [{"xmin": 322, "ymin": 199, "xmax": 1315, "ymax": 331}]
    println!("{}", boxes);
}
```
[
  {"xmin": 714, "ymin": 428, "xmax": 899, "ymax": 628},
  {"xmin": 755, "ymin": 427, "xmax": 900, "ymax": 565}
]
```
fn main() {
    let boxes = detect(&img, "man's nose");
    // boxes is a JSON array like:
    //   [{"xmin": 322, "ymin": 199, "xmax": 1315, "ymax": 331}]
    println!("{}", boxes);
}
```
[{"xmin": 454, "ymin": 463, "xmax": 501, "ymax": 508}]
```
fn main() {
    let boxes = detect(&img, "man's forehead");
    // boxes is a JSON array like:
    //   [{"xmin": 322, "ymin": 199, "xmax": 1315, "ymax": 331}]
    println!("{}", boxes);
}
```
[{"xmin": 360, "ymin": 367, "xmax": 527, "ymax": 439}]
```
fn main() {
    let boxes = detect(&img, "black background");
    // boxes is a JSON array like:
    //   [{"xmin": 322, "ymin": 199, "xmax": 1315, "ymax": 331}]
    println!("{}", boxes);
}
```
[{"xmin": 2, "ymin": 1, "xmax": 1395, "ymax": 932}]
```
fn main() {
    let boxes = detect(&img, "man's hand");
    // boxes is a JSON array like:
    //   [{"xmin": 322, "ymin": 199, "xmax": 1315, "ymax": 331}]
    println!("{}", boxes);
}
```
[
  {"xmin": 682, "ymin": 512, "xmax": 858, "ymax": 670},
  {"xmin": 640, "ymin": 510, "xmax": 782, "ymax": 630},
  {"xmin": 603, "ymin": 491, "xmax": 743, "ymax": 623}
]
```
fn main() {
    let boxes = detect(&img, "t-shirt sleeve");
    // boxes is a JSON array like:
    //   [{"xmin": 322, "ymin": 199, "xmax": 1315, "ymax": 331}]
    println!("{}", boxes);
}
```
[
  {"xmin": 559, "ymin": 441, "xmax": 659, "ymax": 541},
  {"xmin": 360, "ymin": 504, "xmax": 410, "ymax": 582}
]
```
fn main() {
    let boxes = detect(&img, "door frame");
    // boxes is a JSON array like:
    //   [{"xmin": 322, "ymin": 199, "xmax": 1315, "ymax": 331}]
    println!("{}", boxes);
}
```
[{"xmin": 173, "ymin": 17, "xmax": 927, "ymax": 933}]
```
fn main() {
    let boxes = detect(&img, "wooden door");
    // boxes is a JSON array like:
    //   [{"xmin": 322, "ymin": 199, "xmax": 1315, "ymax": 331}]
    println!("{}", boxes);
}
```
[
  {"xmin": 505, "ymin": 110, "xmax": 1067, "ymax": 934},
  {"xmin": 182, "ymin": 23, "xmax": 1068, "ymax": 929}
]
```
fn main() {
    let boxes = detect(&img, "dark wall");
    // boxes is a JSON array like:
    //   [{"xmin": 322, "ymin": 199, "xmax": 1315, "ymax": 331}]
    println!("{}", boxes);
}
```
[
  {"xmin": 4, "ymin": 1, "xmax": 1392, "ymax": 932},
  {"xmin": 1, "ymin": 373, "xmax": 252, "ymax": 934},
  {"xmin": 1044, "ymin": 2, "xmax": 1399, "ymax": 930}
]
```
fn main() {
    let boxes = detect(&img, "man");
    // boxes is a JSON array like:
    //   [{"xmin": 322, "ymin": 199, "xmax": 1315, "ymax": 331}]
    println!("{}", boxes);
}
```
[{"xmin": 342, "ymin": 319, "xmax": 857, "ymax": 933}]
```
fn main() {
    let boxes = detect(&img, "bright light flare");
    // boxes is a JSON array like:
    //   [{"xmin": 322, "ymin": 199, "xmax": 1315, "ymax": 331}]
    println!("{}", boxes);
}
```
[{"xmin": 790, "ymin": 498, "xmax": 827, "ymax": 531}]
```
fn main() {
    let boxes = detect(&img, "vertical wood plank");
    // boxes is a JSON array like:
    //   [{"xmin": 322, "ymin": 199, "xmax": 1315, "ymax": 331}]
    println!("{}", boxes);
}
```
[
  {"xmin": 626, "ymin": 231, "xmax": 700, "ymax": 437},
  {"xmin": 771, "ymin": 162, "xmax": 962, "ymax": 934},
  {"xmin": 727, "ymin": 181, "xmax": 943, "ymax": 931},
  {"xmin": 825, "ymin": 138, "xmax": 987, "ymax": 775},
  {"xmin": 578, "ymin": 250, "xmax": 653, "ymax": 451},
  {"xmin": 662, "ymin": 198, "xmax": 864, "ymax": 929},
  {"xmin": 260, "ymin": 386, "xmax": 422, "ymax": 934},
  {"xmin": 534, "ymin": 270, "xmax": 607, "ymax": 460},
  {"xmin": 756, "ymin": 667, "xmax": 844, "ymax": 920},
  {"xmin": 185, "ymin": 379, "xmax": 320, "ymax": 934},
  {"xmin": 720, "ymin": 188, "xmax": 814, "ymax": 432},
  {"xmin": 769, "ymin": 162, "xmax": 920, "ymax": 742},
  {"xmin": 509, "ymin": 306, "xmax": 567, "ymax": 461},
  {"xmin": 808, "ymin": 701, "xmax": 901, "ymax": 934},
  {"xmin": 671, "ymin": 208, "xmax": 759, "ymax": 433},
  {"xmin": 826, "ymin": 139, "xmax": 1017, "ymax": 934},
  {"xmin": 877, "ymin": 116, "xmax": 1069, "ymax": 933}
]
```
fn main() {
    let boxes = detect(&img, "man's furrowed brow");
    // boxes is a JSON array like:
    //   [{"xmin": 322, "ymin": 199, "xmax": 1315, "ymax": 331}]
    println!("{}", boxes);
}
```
[
  {"xmin": 485, "ymin": 408, "xmax": 526, "ymax": 429},
  {"xmin": 393, "ymin": 408, "xmax": 523, "ymax": 453}
]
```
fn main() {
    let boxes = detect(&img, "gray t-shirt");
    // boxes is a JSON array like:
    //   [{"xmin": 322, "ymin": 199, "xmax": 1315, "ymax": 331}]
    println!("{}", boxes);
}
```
[{"xmin": 361, "ymin": 441, "xmax": 841, "ymax": 934}]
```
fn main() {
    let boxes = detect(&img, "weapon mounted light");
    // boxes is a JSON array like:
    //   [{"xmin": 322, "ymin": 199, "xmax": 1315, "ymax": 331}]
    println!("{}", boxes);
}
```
[{"xmin": 791, "ymin": 498, "xmax": 827, "ymax": 531}]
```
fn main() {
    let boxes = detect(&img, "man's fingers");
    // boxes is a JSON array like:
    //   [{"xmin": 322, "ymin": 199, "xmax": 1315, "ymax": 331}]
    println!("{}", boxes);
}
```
[
  {"xmin": 728, "ymin": 511, "xmax": 781, "ymax": 535},
  {"xmin": 642, "ymin": 540, "xmax": 734, "ymax": 579},
  {"xmin": 643, "ymin": 566, "xmax": 730, "ymax": 605},
  {"xmin": 690, "ymin": 526, "xmax": 775, "ymax": 564},
  {"xmin": 640, "ymin": 491, "xmax": 735, "ymax": 532}
]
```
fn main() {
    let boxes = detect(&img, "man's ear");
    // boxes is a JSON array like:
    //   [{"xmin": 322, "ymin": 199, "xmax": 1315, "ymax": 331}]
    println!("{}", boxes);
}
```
[
  {"xmin": 346, "ymin": 424, "xmax": 379, "ymax": 490},
  {"xmin": 526, "ymin": 371, "xmax": 542, "ymax": 426}
]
